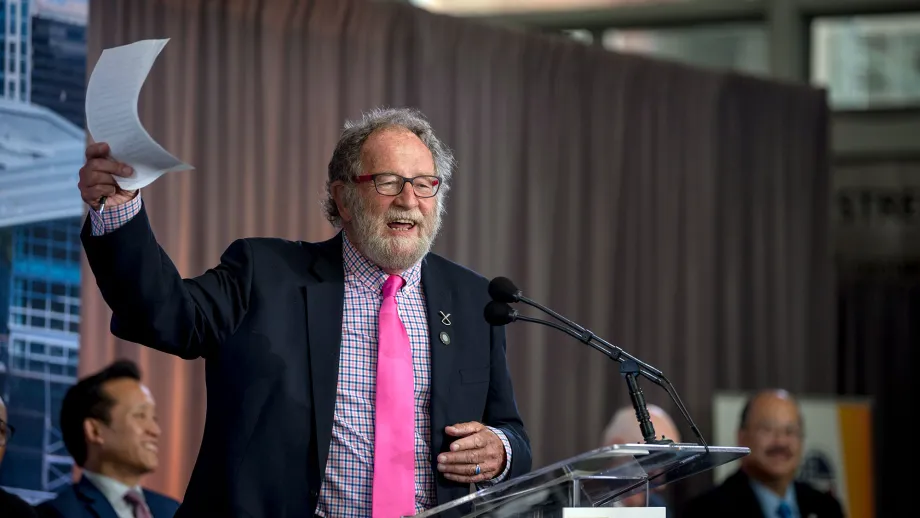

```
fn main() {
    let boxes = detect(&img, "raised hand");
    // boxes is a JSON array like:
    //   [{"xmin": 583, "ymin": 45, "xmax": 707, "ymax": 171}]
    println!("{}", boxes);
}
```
[{"xmin": 78, "ymin": 142, "xmax": 137, "ymax": 210}]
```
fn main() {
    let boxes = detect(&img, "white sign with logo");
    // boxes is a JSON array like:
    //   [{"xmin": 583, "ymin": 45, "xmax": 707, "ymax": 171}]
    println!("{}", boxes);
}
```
[{"xmin": 563, "ymin": 508, "xmax": 666, "ymax": 518}]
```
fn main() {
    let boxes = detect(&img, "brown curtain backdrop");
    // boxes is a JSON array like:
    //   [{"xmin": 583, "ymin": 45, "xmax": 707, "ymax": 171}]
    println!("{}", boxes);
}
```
[
  {"xmin": 837, "ymin": 261, "xmax": 918, "ymax": 518},
  {"xmin": 82, "ymin": 0, "xmax": 833, "ymax": 506}
]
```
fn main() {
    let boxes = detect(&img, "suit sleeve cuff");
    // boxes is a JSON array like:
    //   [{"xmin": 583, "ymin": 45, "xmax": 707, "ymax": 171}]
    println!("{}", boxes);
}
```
[
  {"xmin": 89, "ymin": 192, "xmax": 142, "ymax": 236},
  {"xmin": 478, "ymin": 426, "xmax": 513, "ymax": 486}
]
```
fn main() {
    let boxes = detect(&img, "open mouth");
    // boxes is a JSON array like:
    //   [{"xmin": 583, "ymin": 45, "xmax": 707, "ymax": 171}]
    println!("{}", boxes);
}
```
[
  {"xmin": 387, "ymin": 219, "xmax": 417, "ymax": 231},
  {"xmin": 143, "ymin": 442, "xmax": 159, "ymax": 453}
]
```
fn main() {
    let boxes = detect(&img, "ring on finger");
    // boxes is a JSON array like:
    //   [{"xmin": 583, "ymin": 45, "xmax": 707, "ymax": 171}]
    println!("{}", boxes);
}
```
[{"xmin": 474, "ymin": 464, "xmax": 481, "ymax": 476}]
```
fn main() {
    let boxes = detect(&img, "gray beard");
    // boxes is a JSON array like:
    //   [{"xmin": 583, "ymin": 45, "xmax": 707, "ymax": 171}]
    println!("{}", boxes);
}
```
[{"xmin": 347, "ymin": 189, "xmax": 442, "ymax": 272}]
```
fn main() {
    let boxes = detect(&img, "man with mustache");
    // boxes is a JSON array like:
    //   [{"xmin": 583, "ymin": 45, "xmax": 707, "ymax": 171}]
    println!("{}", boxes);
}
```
[
  {"xmin": 680, "ymin": 389, "xmax": 843, "ymax": 518},
  {"xmin": 76, "ymin": 107, "xmax": 531, "ymax": 518},
  {"xmin": 35, "ymin": 360, "xmax": 179, "ymax": 518}
]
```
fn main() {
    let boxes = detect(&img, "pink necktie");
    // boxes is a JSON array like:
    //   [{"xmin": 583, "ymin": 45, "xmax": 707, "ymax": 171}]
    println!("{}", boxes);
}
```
[
  {"xmin": 123, "ymin": 489, "xmax": 152, "ymax": 518},
  {"xmin": 372, "ymin": 275, "xmax": 416, "ymax": 518}
]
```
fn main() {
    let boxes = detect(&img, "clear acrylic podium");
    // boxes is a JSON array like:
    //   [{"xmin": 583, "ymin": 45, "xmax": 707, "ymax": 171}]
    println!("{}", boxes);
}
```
[{"xmin": 412, "ymin": 443, "xmax": 749, "ymax": 517}]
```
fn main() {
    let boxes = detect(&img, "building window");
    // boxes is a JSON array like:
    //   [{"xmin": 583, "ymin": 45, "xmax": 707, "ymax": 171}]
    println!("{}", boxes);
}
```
[
  {"xmin": 603, "ymin": 23, "xmax": 769, "ymax": 77},
  {"xmin": 9, "ymin": 278, "xmax": 80, "ymax": 335},
  {"xmin": 9, "ymin": 4, "xmax": 17, "ymax": 36},
  {"xmin": 812, "ymin": 13, "xmax": 920, "ymax": 109},
  {"xmin": 7, "ymin": 336, "xmax": 79, "ymax": 378},
  {"xmin": 9, "ymin": 220, "xmax": 83, "ymax": 337}
]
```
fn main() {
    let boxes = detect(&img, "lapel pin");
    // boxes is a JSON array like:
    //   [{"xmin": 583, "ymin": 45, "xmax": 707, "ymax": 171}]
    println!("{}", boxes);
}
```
[
  {"xmin": 439, "ymin": 331, "xmax": 451, "ymax": 345},
  {"xmin": 439, "ymin": 311, "xmax": 452, "ymax": 326}
]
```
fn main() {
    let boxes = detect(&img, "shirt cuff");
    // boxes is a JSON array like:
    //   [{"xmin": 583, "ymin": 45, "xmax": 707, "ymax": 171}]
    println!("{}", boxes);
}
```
[
  {"xmin": 89, "ymin": 192, "xmax": 142, "ymax": 236},
  {"xmin": 479, "ymin": 426, "xmax": 513, "ymax": 486}
]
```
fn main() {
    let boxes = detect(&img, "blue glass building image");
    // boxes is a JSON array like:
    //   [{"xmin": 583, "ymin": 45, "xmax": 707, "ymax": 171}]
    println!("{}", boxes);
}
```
[
  {"xmin": 0, "ymin": 218, "xmax": 82, "ymax": 496},
  {"xmin": 0, "ymin": 0, "xmax": 88, "ymax": 502},
  {"xmin": 0, "ymin": 0, "xmax": 32, "ymax": 102},
  {"xmin": 30, "ymin": 8, "xmax": 87, "ymax": 127},
  {"xmin": 0, "ymin": 106, "xmax": 85, "ymax": 503}
]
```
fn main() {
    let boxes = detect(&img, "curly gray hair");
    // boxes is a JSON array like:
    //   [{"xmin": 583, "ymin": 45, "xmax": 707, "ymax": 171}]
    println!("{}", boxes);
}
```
[{"xmin": 323, "ymin": 107, "xmax": 456, "ymax": 228}]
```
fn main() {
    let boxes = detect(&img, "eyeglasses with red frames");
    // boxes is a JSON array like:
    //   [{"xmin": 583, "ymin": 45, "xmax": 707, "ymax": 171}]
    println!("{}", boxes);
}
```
[{"xmin": 354, "ymin": 173, "xmax": 441, "ymax": 198}]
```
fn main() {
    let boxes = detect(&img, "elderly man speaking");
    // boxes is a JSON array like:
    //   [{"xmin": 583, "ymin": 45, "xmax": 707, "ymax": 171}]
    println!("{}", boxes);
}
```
[{"xmin": 77, "ymin": 107, "xmax": 531, "ymax": 518}]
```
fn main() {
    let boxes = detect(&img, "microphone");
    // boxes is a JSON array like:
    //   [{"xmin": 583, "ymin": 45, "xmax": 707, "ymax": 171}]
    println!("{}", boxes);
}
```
[
  {"xmin": 483, "ymin": 299, "xmax": 519, "ymax": 325},
  {"xmin": 488, "ymin": 276, "xmax": 523, "ymax": 303},
  {"xmin": 486, "ymin": 278, "xmax": 708, "ymax": 448}
]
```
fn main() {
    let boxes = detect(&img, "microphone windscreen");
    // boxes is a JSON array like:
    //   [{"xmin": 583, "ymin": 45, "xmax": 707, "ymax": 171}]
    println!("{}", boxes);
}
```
[
  {"xmin": 484, "ymin": 301, "xmax": 516, "ymax": 326},
  {"xmin": 488, "ymin": 277, "xmax": 521, "ymax": 303}
]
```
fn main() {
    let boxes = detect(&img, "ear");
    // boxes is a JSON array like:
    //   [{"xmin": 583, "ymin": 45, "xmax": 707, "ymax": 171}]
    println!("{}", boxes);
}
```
[
  {"xmin": 84, "ymin": 418, "xmax": 105, "ymax": 446},
  {"xmin": 331, "ymin": 182, "xmax": 353, "ymax": 223}
]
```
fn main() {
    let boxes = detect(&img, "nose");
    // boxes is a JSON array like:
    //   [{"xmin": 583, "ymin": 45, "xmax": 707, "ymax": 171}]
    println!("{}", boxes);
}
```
[
  {"xmin": 148, "ymin": 420, "xmax": 162, "ymax": 437},
  {"xmin": 394, "ymin": 182, "xmax": 420, "ymax": 209}
]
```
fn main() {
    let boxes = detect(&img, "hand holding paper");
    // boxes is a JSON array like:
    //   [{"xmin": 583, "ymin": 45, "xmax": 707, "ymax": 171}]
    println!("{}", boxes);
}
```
[
  {"xmin": 79, "ymin": 142, "xmax": 138, "ymax": 210},
  {"xmin": 85, "ymin": 38, "xmax": 193, "ymax": 191}
]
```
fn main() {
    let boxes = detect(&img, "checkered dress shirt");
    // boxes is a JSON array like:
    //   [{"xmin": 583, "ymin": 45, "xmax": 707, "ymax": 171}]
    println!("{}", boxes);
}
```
[{"xmin": 89, "ymin": 193, "xmax": 513, "ymax": 517}]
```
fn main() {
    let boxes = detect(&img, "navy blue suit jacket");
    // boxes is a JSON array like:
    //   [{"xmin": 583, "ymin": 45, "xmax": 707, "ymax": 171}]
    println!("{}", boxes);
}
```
[
  {"xmin": 35, "ymin": 476, "xmax": 179, "ymax": 518},
  {"xmin": 680, "ymin": 469, "xmax": 844, "ymax": 518},
  {"xmin": 80, "ymin": 205, "xmax": 532, "ymax": 518}
]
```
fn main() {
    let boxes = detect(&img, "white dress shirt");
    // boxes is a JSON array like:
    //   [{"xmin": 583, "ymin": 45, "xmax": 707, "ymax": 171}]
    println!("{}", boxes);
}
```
[{"xmin": 82, "ymin": 470, "xmax": 150, "ymax": 518}]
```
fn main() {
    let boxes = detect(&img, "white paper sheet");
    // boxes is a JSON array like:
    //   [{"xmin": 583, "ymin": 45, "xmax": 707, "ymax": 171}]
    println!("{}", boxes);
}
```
[{"xmin": 85, "ymin": 38, "xmax": 193, "ymax": 191}]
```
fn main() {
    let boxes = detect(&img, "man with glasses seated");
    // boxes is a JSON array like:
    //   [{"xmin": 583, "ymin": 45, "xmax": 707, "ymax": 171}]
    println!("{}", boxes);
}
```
[
  {"xmin": 681, "ymin": 389, "xmax": 844, "ymax": 518},
  {"xmin": 0, "ymin": 395, "xmax": 39, "ymax": 518},
  {"xmin": 76, "ymin": 107, "xmax": 531, "ymax": 518}
]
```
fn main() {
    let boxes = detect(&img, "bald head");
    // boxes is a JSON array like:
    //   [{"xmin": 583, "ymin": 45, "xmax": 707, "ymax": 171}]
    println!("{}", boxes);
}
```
[
  {"xmin": 602, "ymin": 404, "xmax": 681, "ymax": 445},
  {"xmin": 740, "ymin": 389, "xmax": 802, "ymax": 430},
  {"xmin": 737, "ymin": 389, "xmax": 804, "ymax": 491}
]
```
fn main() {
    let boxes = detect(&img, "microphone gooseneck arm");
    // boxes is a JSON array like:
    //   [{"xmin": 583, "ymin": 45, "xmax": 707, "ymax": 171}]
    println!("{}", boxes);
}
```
[
  {"xmin": 515, "ymin": 295, "xmax": 708, "ymax": 449},
  {"xmin": 518, "ymin": 296, "xmax": 665, "ymax": 382},
  {"xmin": 514, "ymin": 315, "xmax": 647, "ymax": 372}
]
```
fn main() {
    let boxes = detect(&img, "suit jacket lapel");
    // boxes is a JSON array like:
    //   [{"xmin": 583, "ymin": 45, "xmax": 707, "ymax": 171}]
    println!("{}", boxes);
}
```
[
  {"xmin": 302, "ymin": 232, "xmax": 345, "ymax": 486},
  {"xmin": 421, "ymin": 255, "xmax": 457, "ymax": 495},
  {"xmin": 75, "ymin": 476, "xmax": 119, "ymax": 518},
  {"xmin": 728, "ymin": 469, "xmax": 775, "ymax": 518},
  {"xmin": 141, "ymin": 490, "xmax": 159, "ymax": 517}
]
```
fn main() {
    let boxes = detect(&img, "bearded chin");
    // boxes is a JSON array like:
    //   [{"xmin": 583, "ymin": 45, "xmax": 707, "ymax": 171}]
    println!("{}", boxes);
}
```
[{"xmin": 348, "ymin": 193, "xmax": 442, "ymax": 272}]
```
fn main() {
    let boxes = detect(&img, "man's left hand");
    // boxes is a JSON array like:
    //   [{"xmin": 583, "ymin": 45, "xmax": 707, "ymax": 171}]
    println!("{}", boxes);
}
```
[{"xmin": 437, "ymin": 422, "xmax": 506, "ymax": 483}]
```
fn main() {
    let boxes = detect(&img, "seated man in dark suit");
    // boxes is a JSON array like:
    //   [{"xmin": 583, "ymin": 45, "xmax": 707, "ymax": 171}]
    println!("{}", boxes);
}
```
[
  {"xmin": 76, "ymin": 107, "xmax": 531, "ymax": 517},
  {"xmin": 35, "ymin": 360, "xmax": 179, "ymax": 518},
  {"xmin": 0, "ymin": 395, "xmax": 39, "ymax": 518},
  {"xmin": 681, "ymin": 389, "xmax": 844, "ymax": 518}
]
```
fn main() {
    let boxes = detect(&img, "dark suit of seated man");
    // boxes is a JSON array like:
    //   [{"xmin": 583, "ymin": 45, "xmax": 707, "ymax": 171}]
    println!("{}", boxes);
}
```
[
  {"xmin": 35, "ymin": 360, "xmax": 179, "ymax": 518},
  {"xmin": 75, "ymin": 107, "xmax": 531, "ymax": 518},
  {"xmin": 681, "ymin": 389, "xmax": 843, "ymax": 518}
]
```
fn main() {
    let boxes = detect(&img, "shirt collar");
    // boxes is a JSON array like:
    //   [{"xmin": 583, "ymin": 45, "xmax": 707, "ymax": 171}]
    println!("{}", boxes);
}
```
[
  {"xmin": 342, "ymin": 231, "xmax": 423, "ymax": 293},
  {"xmin": 81, "ymin": 469, "xmax": 145, "ymax": 504},
  {"xmin": 750, "ymin": 478, "xmax": 799, "ymax": 518}
]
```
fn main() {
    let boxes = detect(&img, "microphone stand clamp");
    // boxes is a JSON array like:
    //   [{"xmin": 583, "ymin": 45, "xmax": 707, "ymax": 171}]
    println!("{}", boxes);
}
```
[{"xmin": 620, "ymin": 360, "xmax": 674, "ymax": 445}]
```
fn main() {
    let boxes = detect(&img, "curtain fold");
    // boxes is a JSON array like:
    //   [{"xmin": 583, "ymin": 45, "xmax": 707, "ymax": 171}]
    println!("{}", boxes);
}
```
[
  {"xmin": 84, "ymin": 0, "xmax": 832, "ymax": 505},
  {"xmin": 837, "ymin": 262, "xmax": 917, "ymax": 518}
]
